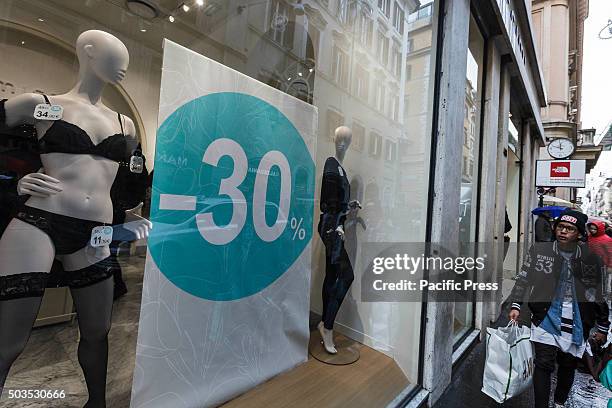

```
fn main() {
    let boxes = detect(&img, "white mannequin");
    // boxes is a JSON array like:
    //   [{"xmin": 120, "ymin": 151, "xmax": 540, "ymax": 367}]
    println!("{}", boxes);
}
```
[
  {"xmin": 0, "ymin": 30, "xmax": 150, "ymax": 407},
  {"xmin": 317, "ymin": 126, "xmax": 361, "ymax": 354}
]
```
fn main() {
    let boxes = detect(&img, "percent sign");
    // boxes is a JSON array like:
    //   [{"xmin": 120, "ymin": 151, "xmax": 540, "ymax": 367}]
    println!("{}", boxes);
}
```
[{"xmin": 290, "ymin": 217, "xmax": 306, "ymax": 240}]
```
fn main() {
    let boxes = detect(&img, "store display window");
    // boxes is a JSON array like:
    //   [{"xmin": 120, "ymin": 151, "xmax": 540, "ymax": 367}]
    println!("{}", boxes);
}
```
[{"xmin": 0, "ymin": 1, "xmax": 439, "ymax": 406}]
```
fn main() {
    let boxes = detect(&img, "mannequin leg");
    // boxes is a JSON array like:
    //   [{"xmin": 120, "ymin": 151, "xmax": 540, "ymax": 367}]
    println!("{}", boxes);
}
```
[
  {"xmin": 0, "ymin": 218, "xmax": 55, "ymax": 392},
  {"xmin": 70, "ymin": 276, "xmax": 114, "ymax": 408},
  {"xmin": 321, "ymin": 255, "xmax": 336, "ymax": 326},
  {"xmin": 0, "ymin": 296, "xmax": 44, "ymax": 391},
  {"xmin": 322, "ymin": 248, "xmax": 354, "ymax": 330}
]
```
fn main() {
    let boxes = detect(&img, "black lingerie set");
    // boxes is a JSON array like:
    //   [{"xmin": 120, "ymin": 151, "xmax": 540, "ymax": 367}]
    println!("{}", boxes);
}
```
[{"xmin": 0, "ymin": 96, "xmax": 132, "ymax": 300}]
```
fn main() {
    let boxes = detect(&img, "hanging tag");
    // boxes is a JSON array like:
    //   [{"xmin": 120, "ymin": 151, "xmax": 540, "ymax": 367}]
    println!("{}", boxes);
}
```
[
  {"xmin": 90, "ymin": 226, "xmax": 113, "ymax": 247},
  {"xmin": 130, "ymin": 155, "xmax": 144, "ymax": 173},
  {"xmin": 33, "ymin": 104, "xmax": 63, "ymax": 120}
]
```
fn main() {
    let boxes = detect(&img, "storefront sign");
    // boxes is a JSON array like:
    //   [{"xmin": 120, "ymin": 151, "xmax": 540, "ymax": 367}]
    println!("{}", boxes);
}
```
[
  {"xmin": 131, "ymin": 40, "xmax": 317, "ymax": 408},
  {"xmin": 535, "ymin": 160, "xmax": 586, "ymax": 188}
]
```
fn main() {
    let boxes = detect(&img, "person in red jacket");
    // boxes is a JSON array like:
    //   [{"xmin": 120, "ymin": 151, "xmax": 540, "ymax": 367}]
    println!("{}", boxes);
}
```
[{"xmin": 588, "ymin": 220, "xmax": 612, "ymax": 299}]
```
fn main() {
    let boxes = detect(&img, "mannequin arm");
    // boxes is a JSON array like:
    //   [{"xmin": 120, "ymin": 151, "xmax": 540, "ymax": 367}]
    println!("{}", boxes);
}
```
[
  {"xmin": 113, "ymin": 202, "xmax": 153, "ymax": 241},
  {"xmin": 3, "ymin": 93, "xmax": 46, "ymax": 127}
]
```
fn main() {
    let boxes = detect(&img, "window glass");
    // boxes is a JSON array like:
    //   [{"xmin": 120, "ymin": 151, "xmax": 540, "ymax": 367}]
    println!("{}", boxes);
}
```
[
  {"xmin": 454, "ymin": 14, "xmax": 485, "ymax": 343},
  {"xmin": 0, "ymin": 0, "xmax": 439, "ymax": 405}
]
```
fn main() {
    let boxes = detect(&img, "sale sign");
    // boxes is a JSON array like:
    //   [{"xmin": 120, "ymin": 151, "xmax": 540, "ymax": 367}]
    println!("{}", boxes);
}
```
[{"xmin": 131, "ymin": 40, "xmax": 317, "ymax": 408}]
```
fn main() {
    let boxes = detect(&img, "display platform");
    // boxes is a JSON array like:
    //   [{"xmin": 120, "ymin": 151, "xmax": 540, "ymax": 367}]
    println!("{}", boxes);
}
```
[
  {"xmin": 308, "ymin": 330, "xmax": 360, "ymax": 365},
  {"xmin": 222, "ymin": 331, "xmax": 409, "ymax": 408}
]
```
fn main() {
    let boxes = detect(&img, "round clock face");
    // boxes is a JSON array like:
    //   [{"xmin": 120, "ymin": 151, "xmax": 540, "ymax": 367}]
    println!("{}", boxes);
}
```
[{"xmin": 547, "ymin": 138, "xmax": 575, "ymax": 159}]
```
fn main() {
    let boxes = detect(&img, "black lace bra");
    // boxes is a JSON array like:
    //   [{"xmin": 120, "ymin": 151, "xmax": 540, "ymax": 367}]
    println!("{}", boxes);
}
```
[{"xmin": 0, "ymin": 95, "xmax": 130, "ymax": 162}]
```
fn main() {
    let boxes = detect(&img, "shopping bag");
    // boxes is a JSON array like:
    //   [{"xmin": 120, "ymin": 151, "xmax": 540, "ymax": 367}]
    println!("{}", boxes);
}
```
[{"xmin": 481, "ymin": 321, "xmax": 534, "ymax": 403}]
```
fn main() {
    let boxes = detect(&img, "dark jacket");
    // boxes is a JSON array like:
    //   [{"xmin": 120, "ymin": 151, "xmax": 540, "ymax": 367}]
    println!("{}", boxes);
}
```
[
  {"xmin": 318, "ymin": 157, "xmax": 350, "ymax": 264},
  {"xmin": 535, "ymin": 216, "xmax": 554, "ymax": 242},
  {"xmin": 510, "ymin": 240, "xmax": 610, "ymax": 338}
]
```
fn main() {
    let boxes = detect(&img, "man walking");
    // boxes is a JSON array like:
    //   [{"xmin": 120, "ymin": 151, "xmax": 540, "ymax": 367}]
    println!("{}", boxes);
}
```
[{"xmin": 509, "ymin": 209, "xmax": 609, "ymax": 407}]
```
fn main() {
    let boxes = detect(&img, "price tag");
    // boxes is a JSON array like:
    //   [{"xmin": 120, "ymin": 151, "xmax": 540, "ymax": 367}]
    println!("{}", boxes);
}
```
[
  {"xmin": 33, "ymin": 104, "xmax": 63, "ymax": 120},
  {"xmin": 90, "ymin": 226, "xmax": 113, "ymax": 247},
  {"xmin": 130, "ymin": 155, "xmax": 144, "ymax": 173}
]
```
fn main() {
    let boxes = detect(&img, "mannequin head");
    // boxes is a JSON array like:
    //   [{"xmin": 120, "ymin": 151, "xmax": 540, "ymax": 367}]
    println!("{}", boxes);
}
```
[
  {"xmin": 334, "ymin": 126, "xmax": 352, "ymax": 163},
  {"xmin": 76, "ymin": 30, "xmax": 129, "ymax": 84}
]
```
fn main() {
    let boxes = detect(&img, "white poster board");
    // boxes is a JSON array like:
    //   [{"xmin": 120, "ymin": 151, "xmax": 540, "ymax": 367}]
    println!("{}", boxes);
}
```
[
  {"xmin": 131, "ymin": 40, "xmax": 317, "ymax": 408},
  {"xmin": 535, "ymin": 160, "xmax": 586, "ymax": 188}
]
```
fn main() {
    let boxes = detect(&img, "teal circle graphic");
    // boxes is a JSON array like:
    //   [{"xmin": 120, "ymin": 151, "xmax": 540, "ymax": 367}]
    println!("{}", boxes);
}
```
[{"xmin": 149, "ymin": 92, "xmax": 314, "ymax": 301}]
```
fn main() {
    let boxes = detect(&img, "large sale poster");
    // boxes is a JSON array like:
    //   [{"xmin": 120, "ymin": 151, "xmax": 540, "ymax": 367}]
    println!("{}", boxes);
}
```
[{"xmin": 131, "ymin": 40, "xmax": 317, "ymax": 408}]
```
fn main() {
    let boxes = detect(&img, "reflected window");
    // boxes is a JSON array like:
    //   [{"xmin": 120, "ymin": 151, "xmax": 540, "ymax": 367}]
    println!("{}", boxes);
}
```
[
  {"xmin": 454, "ymin": 14, "xmax": 485, "ymax": 344},
  {"xmin": 393, "ymin": 2, "xmax": 405, "ymax": 34},
  {"xmin": 268, "ymin": 0, "xmax": 295, "ymax": 49},
  {"xmin": 378, "ymin": 0, "xmax": 391, "ymax": 18},
  {"xmin": 355, "ymin": 64, "xmax": 370, "ymax": 100},
  {"xmin": 332, "ymin": 45, "xmax": 349, "ymax": 89},
  {"xmin": 369, "ymin": 131, "xmax": 383, "ymax": 157},
  {"xmin": 352, "ymin": 122, "xmax": 366, "ymax": 151},
  {"xmin": 327, "ymin": 109, "xmax": 344, "ymax": 140}
]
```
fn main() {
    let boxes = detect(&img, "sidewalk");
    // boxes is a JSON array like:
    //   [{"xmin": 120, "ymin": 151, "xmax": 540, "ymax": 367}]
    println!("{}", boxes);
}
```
[
  {"xmin": 433, "ymin": 307, "xmax": 612, "ymax": 408},
  {"xmin": 432, "ymin": 339, "xmax": 611, "ymax": 407}
]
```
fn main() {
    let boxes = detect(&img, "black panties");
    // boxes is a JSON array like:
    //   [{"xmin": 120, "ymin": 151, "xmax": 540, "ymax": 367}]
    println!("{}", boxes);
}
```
[
  {"xmin": 0, "ymin": 206, "xmax": 113, "ymax": 300},
  {"xmin": 14, "ymin": 205, "xmax": 104, "ymax": 255}
]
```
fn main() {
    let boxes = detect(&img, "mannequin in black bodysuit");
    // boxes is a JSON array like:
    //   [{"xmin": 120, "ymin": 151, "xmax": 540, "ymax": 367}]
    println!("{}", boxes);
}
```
[{"xmin": 317, "ymin": 126, "xmax": 361, "ymax": 354}]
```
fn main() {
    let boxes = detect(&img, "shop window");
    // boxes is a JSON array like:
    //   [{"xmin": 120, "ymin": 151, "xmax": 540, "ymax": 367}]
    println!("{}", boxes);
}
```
[
  {"xmin": 455, "ymin": 14, "xmax": 485, "ymax": 345},
  {"xmin": 369, "ymin": 131, "xmax": 383, "ymax": 157},
  {"xmin": 0, "ymin": 0, "xmax": 441, "ymax": 404}
]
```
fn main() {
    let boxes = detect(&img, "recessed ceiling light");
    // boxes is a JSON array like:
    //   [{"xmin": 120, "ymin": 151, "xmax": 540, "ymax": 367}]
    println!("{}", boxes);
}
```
[
  {"xmin": 168, "ymin": 15, "xmax": 175, "ymax": 22},
  {"xmin": 182, "ymin": 4, "xmax": 190, "ymax": 12},
  {"xmin": 140, "ymin": 28, "xmax": 147, "ymax": 32},
  {"xmin": 298, "ymin": 72, "xmax": 302, "ymax": 77},
  {"xmin": 37, "ymin": 18, "xmax": 45, "ymax": 22},
  {"xmin": 21, "ymin": 41, "xmax": 25, "ymax": 45},
  {"xmin": 196, "ymin": 0, "xmax": 204, "ymax": 5},
  {"xmin": 309, "ymin": 68, "xmax": 314, "ymax": 72}
]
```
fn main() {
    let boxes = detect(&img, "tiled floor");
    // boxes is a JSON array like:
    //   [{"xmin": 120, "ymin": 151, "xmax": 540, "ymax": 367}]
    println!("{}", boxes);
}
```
[{"xmin": 1, "ymin": 255, "xmax": 145, "ymax": 408}]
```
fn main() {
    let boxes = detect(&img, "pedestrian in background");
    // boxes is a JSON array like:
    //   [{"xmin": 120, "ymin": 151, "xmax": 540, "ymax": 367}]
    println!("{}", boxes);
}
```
[
  {"xmin": 535, "ymin": 210, "xmax": 554, "ymax": 242},
  {"xmin": 509, "ymin": 209, "xmax": 609, "ymax": 408}
]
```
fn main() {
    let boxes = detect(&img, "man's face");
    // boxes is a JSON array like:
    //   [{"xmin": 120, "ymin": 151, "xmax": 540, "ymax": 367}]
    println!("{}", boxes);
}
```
[
  {"xmin": 588, "ymin": 224, "xmax": 599, "ymax": 236},
  {"xmin": 555, "ymin": 221, "xmax": 579, "ymax": 243}
]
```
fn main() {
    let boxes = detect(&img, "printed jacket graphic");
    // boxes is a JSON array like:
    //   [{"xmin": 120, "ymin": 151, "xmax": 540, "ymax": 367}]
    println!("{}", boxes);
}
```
[{"xmin": 510, "ymin": 241, "xmax": 610, "ymax": 338}]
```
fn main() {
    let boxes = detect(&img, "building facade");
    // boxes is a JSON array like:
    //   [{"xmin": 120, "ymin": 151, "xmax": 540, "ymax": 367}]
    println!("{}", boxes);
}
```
[{"xmin": 531, "ymin": 0, "xmax": 601, "ymax": 204}]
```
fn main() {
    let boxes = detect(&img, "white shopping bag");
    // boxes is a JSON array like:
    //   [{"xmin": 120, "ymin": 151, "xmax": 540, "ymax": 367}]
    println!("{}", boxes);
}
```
[{"xmin": 481, "ymin": 322, "xmax": 534, "ymax": 403}]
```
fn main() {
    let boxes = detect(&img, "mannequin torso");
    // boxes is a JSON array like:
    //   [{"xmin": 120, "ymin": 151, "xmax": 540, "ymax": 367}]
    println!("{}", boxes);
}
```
[{"xmin": 4, "ymin": 93, "xmax": 136, "ymax": 223}]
